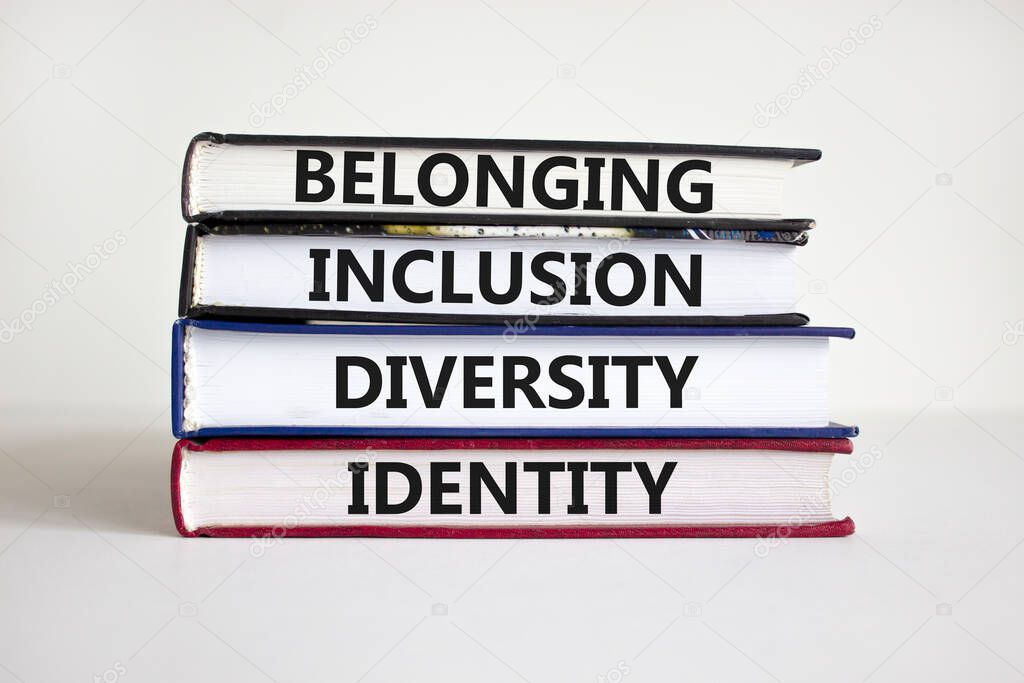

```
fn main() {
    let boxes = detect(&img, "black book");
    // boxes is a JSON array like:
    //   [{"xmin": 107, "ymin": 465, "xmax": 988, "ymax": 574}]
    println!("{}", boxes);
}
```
[
  {"xmin": 179, "ymin": 223, "xmax": 810, "ymax": 326},
  {"xmin": 182, "ymin": 133, "xmax": 819, "ymax": 228}
]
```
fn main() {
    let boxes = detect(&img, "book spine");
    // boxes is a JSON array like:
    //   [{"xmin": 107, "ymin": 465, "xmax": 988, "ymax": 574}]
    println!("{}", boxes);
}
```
[
  {"xmin": 178, "ymin": 424, "xmax": 859, "ymax": 439},
  {"xmin": 184, "ymin": 307, "xmax": 810, "ymax": 327},
  {"xmin": 183, "ymin": 436, "xmax": 855, "ymax": 454},
  {"xmin": 171, "ymin": 320, "xmax": 187, "ymax": 438},
  {"xmin": 192, "ymin": 210, "xmax": 819, "ymax": 230},
  {"xmin": 170, "ymin": 440, "xmax": 195, "ymax": 537},
  {"xmin": 180, "ymin": 518, "xmax": 855, "ymax": 539},
  {"xmin": 177, "ymin": 225, "xmax": 198, "ymax": 318},
  {"xmin": 212, "ymin": 133, "xmax": 822, "ymax": 161},
  {"xmin": 181, "ymin": 132, "xmax": 226, "ymax": 221}
]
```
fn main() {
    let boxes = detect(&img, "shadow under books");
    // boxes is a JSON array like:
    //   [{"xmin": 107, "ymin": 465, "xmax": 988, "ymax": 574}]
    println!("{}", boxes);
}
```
[{"xmin": 7, "ymin": 429, "xmax": 176, "ymax": 536}]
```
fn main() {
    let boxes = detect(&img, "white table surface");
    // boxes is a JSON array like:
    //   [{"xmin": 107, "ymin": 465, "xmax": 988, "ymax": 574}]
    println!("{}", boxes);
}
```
[{"xmin": 1, "ymin": 412, "xmax": 1021, "ymax": 683}]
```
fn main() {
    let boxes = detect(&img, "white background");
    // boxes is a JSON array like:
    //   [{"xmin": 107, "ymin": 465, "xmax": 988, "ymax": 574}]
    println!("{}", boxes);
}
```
[{"xmin": 1, "ymin": 1, "xmax": 1023, "ymax": 681}]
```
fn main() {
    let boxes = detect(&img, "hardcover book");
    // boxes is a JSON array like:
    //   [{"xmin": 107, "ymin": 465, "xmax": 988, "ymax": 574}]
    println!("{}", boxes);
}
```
[
  {"xmin": 182, "ymin": 133, "xmax": 820, "ymax": 227},
  {"xmin": 172, "ymin": 437, "xmax": 855, "ymax": 538},
  {"xmin": 172, "ymin": 319, "xmax": 856, "ymax": 439},
  {"xmin": 179, "ymin": 223, "xmax": 810, "ymax": 325},
  {"xmin": 169, "ymin": 131, "xmax": 858, "ymax": 541}
]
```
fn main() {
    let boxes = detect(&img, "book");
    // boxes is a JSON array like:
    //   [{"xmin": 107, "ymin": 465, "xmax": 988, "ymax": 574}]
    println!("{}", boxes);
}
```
[
  {"xmin": 172, "ymin": 437, "xmax": 855, "ymax": 538},
  {"xmin": 179, "ymin": 223, "xmax": 810, "ymax": 325},
  {"xmin": 182, "ymin": 133, "xmax": 820, "ymax": 226},
  {"xmin": 189, "ymin": 222, "xmax": 814, "ymax": 243},
  {"xmin": 172, "ymin": 319, "xmax": 857, "ymax": 439},
  {"xmin": 169, "ymin": 131, "xmax": 859, "ymax": 541}
]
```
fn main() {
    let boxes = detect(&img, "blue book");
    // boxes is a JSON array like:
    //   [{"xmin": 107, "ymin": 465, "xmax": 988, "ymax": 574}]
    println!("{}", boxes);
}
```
[{"xmin": 172, "ymin": 319, "xmax": 857, "ymax": 439}]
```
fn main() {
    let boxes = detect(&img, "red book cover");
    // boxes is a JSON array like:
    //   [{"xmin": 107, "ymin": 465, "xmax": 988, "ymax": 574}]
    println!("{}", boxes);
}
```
[{"xmin": 172, "ymin": 437, "xmax": 854, "ymax": 539}]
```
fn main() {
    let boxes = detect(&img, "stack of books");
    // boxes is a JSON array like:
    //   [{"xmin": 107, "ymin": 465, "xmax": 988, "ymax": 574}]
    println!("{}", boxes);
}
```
[{"xmin": 171, "ymin": 133, "xmax": 857, "ymax": 538}]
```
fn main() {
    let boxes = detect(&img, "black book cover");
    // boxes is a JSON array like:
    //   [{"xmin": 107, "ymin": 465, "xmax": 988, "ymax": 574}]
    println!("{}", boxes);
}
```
[
  {"xmin": 177, "ymin": 224, "xmax": 809, "ymax": 327},
  {"xmin": 182, "ymin": 132, "xmax": 820, "ymax": 228}
]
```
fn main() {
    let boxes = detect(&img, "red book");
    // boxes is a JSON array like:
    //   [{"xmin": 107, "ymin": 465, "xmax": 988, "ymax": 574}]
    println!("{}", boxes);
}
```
[{"xmin": 173, "ymin": 437, "xmax": 854, "ymax": 539}]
